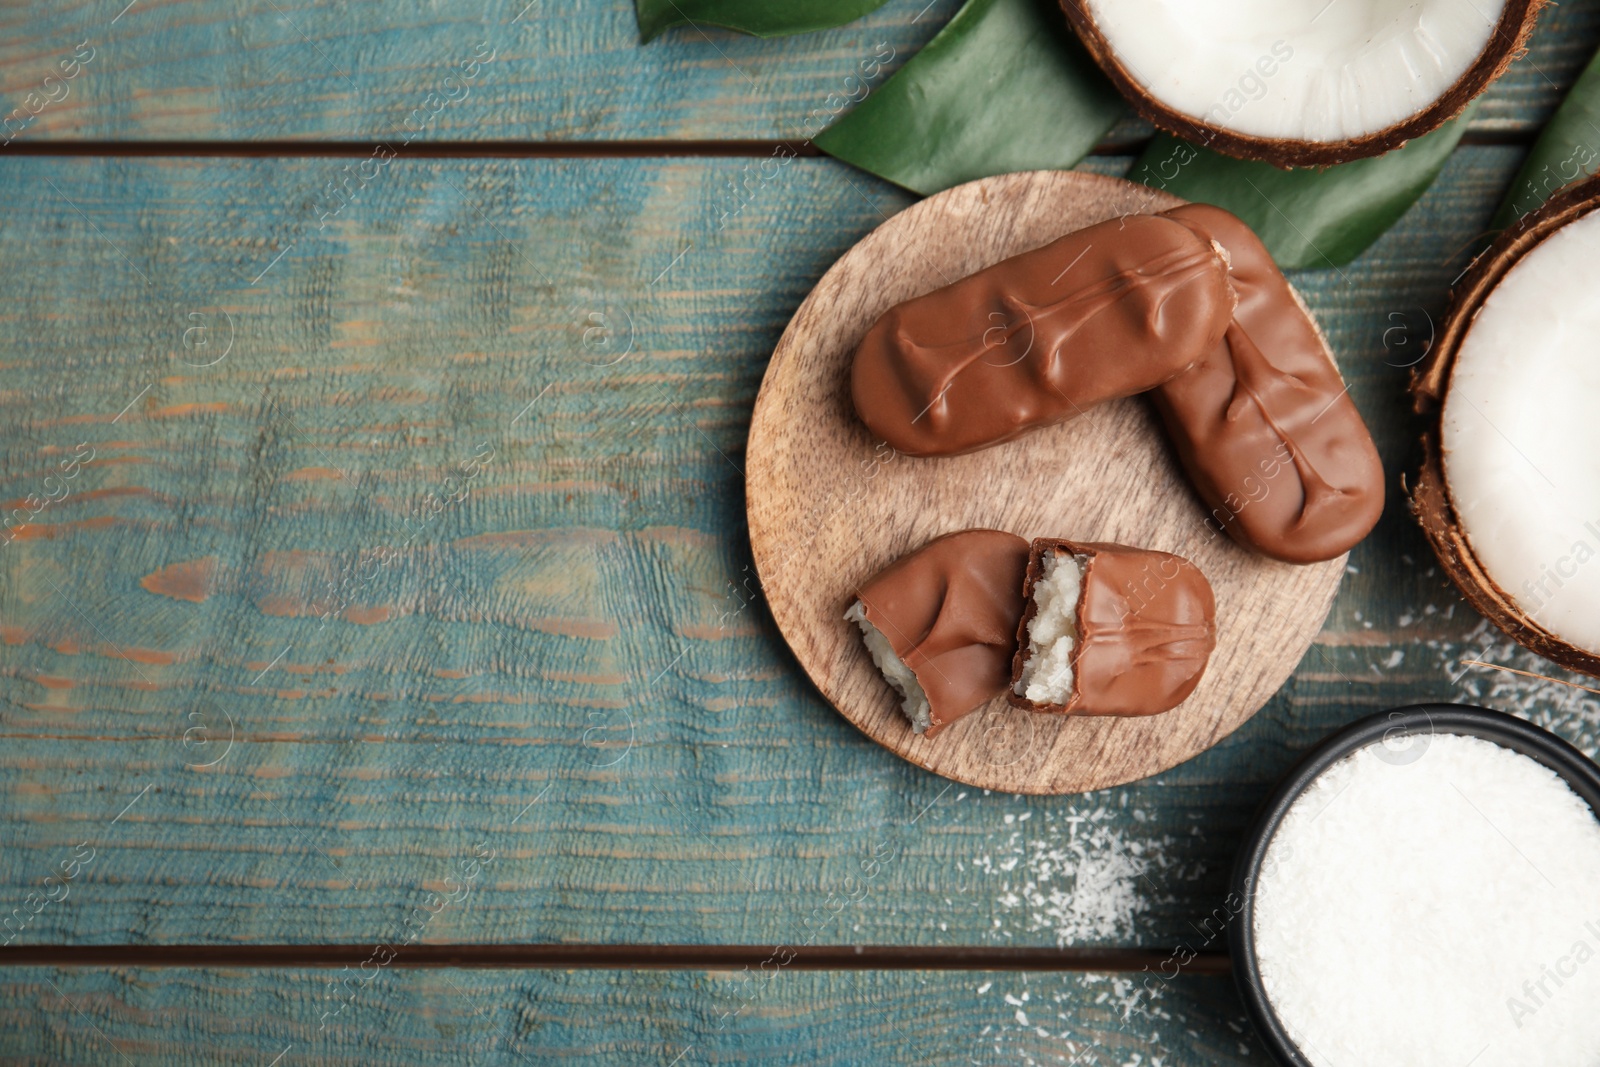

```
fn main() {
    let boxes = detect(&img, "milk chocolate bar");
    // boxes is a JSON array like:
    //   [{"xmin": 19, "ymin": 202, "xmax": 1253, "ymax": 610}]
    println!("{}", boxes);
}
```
[
  {"xmin": 845, "ymin": 529, "xmax": 1030, "ymax": 736},
  {"xmin": 1009, "ymin": 539, "xmax": 1215, "ymax": 717},
  {"xmin": 851, "ymin": 214, "xmax": 1235, "ymax": 457},
  {"xmin": 1153, "ymin": 204, "xmax": 1385, "ymax": 564}
]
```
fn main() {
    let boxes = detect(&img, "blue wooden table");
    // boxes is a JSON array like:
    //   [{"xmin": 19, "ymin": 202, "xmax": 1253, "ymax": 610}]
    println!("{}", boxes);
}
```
[{"xmin": 3, "ymin": 1, "xmax": 1600, "ymax": 1062}]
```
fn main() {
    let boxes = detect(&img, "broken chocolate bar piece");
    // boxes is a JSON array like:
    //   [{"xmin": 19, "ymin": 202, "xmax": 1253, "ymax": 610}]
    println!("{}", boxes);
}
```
[
  {"xmin": 1153, "ymin": 204, "xmax": 1385, "ymax": 564},
  {"xmin": 851, "ymin": 213, "xmax": 1235, "ymax": 457},
  {"xmin": 846, "ymin": 529, "xmax": 1030, "ymax": 737},
  {"xmin": 1009, "ymin": 539, "xmax": 1216, "ymax": 716}
]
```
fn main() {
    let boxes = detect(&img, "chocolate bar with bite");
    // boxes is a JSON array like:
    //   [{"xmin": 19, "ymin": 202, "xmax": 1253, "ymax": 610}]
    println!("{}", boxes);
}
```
[
  {"xmin": 846, "ymin": 529, "xmax": 1030, "ymax": 736},
  {"xmin": 1009, "ymin": 539, "xmax": 1215, "ymax": 716}
]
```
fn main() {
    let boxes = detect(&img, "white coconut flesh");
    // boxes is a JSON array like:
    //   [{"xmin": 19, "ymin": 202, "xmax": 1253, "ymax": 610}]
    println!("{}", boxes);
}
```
[
  {"xmin": 1442, "ymin": 209, "xmax": 1600, "ymax": 655},
  {"xmin": 846, "ymin": 600, "xmax": 933, "ymax": 733},
  {"xmin": 1083, "ymin": 0, "xmax": 1503, "ymax": 143},
  {"xmin": 1015, "ymin": 551, "xmax": 1086, "ymax": 706}
]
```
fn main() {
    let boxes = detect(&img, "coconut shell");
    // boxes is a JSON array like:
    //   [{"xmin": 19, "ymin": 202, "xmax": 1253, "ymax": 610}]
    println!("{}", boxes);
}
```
[
  {"xmin": 1060, "ymin": 0, "xmax": 1545, "ymax": 168},
  {"xmin": 1411, "ymin": 173, "xmax": 1600, "ymax": 677}
]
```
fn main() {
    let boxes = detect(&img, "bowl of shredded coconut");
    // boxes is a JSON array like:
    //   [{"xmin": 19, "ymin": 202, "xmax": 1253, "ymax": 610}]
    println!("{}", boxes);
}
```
[{"xmin": 1231, "ymin": 704, "xmax": 1600, "ymax": 1067}]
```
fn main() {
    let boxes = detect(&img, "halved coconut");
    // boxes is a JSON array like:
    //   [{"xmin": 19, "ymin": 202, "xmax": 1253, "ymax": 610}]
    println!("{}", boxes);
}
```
[
  {"xmin": 1413, "ymin": 174, "xmax": 1600, "ymax": 676},
  {"xmin": 1063, "ymin": 0, "xmax": 1543, "ymax": 167}
]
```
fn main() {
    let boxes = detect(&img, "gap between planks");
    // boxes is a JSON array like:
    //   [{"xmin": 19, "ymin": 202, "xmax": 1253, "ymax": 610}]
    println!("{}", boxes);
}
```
[
  {"xmin": 0, "ymin": 130, "xmax": 1537, "ymax": 159},
  {"xmin": 0, "ymin": 945, "xmax": 1228, "ymax": 973}
]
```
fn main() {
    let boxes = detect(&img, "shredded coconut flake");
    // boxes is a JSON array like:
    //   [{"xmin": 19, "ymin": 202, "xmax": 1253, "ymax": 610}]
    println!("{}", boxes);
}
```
[
  {"xmin": 845, "ymin": 599, "xmax": 931, "ymax": 732},
  {"xmin": 977, "ymin": 804, "xmax": 1193, "ymax": 946},
  {"xmin": 1441, "ymin": 624, "xmax": 1600, "ymax": 757},
  {"xmin": 1255, "ymin": 731, "xmax": 1600, "ymax": 1067},
  {"xmin": 971, "ymin": 972, "xmax": 1236, "ymax": 1067},
  {"xmin": 1017, "ymin": 551, "xmax": 1086, "ymax": 704}
]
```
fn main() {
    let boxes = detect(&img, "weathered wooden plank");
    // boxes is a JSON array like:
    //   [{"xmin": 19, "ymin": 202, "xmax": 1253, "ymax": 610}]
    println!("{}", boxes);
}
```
[
  {"xmin": 0, "ymin": 0, "xmax": 961, "ymax": 144},
  {"xmin": 0, "ymin": 966, "xmax": 1264, "ymax": 1065},
  {"xmin": 3, "ymin": 149, "xmax": 1596, "ymax": 953},
  {"xmin": 0, "ymin": 0, "xmax": 1592, "ymax": 145}
]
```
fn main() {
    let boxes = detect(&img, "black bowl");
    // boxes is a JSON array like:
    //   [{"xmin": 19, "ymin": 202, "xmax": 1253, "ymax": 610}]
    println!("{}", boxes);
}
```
[{"xmin": 1229, "ymin": 703, "xmax": 1600, "ymax": 1067}]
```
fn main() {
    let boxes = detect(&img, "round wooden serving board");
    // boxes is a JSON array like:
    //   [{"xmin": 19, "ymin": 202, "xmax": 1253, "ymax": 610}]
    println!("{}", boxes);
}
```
[{"xmin": 745, "ymin": 171, "xmax": 1346, "ymax": 795}]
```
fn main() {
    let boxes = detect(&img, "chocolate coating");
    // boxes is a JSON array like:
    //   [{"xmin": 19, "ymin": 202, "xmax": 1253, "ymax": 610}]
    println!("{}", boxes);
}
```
[
  {"xmin": 852, "ymin": 214, "xmax": 1235, "ymax": 457},
  {"xmin": 1153, "ymin": 204, "xmax": 1385, "ymax": 564},
  {"xmin": 1009, "ymin": 540, "xmax": 1216, "ymax": 717},
  {"xmin": 854, "ymin": 529, "xmax": 1030, "ymax": 736}
]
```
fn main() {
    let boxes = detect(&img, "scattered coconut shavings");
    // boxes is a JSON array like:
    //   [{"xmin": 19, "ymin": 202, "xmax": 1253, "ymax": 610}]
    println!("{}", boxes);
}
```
[
  {"xmin": 974, "ymin": 804, "xmax": 1196, "ymax": 946},
  {"xmin": 1321, "ymin": 610, "xmax": 1600, "ymax": 758},
  {"xmin": 969, "ymin": 972, "xmax": 1256, "ymax": 1066},
  {"xmin": 1430, "ymin": 621, "xmax": 1600, "ymax": 758}
]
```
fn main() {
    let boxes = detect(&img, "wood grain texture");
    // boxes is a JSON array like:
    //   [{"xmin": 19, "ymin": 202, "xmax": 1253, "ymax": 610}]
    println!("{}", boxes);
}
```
[
  {"xmin": 0, "ymin": 10, "xmax": 1595, "ymax": 1067},
  {"xmin": 0, "ymin": 966, "xmax": 1264, "ymax": 1065},
  {"xmin": 1, "ymin": 150, "xmax": 1597, "ymax": 956},
  {"xmin": 0, "ymin": 0, "xmax": 1594, "ymax": 145},
  {"xmin": 747, "ymin": 171, "xmax": 1342, "ymax": 794},
  {"xmin": 0, "ymin": 0, "xmax": 962, "ymax": 144}
]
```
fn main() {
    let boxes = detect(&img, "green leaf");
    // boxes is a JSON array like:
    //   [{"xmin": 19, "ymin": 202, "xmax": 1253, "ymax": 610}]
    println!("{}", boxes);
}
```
[
  {"xmin": 814, "ymin": 0, "xmax": 1126, "ymax": 196},
  {"xmin": 635, "ymin": 0, "xmax": 892, "ymax": 42},
  {"xmin": 1129, "ymin": 107, "xmax": 1476, "ymax": 271},
  {"xmin": 1493, "ymin": 48, "xmax": 1600, "ymax": 231}
]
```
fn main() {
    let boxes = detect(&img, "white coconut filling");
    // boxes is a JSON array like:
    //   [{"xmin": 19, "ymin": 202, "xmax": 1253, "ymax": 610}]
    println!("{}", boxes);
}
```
[
  {"xmin": 1442, "ymin": 209, "xmax": 1600, "ymax": 655},
  {"xmin": 1085, "ymin": 0, "xmax": 1501, "ymax": 143},
  {"xmin": 1015, "ymin": 552, "xmax": 1086, "ymax": 705},
  {"xmin": 845, "ymin": 600, "xmax": 932, "ymax": 733}
]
